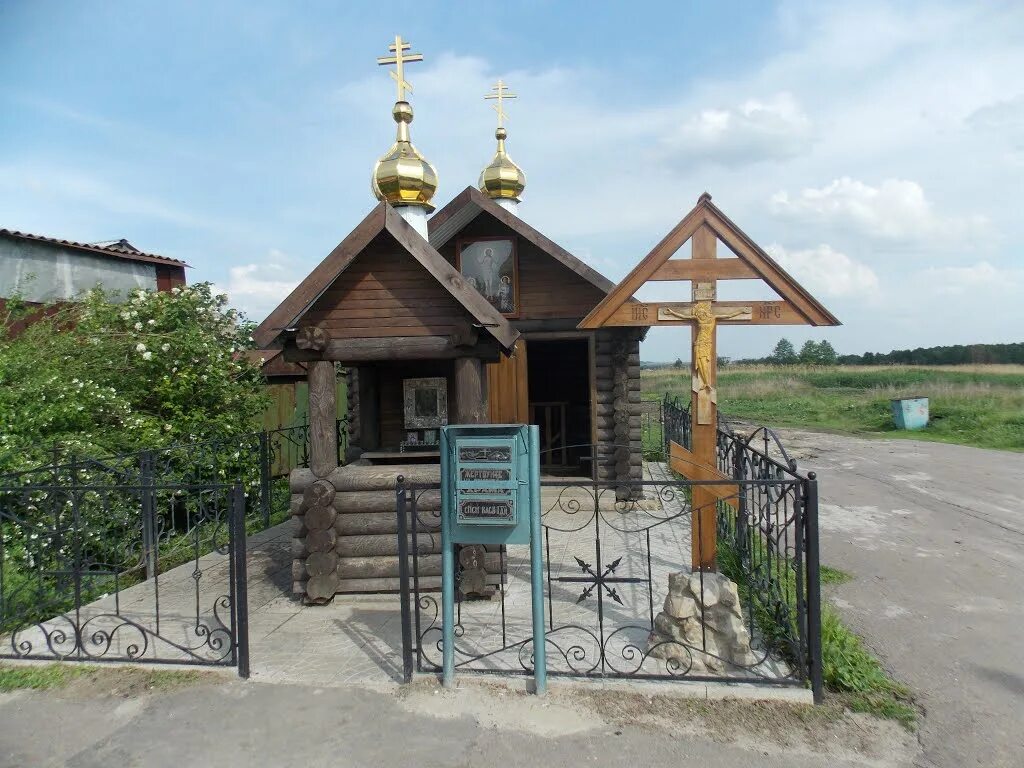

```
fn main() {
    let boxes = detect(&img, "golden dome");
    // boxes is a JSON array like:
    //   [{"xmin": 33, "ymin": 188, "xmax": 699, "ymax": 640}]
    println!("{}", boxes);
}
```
[
  {"xmin": 372, "ymin": 100, "xmax": 438, "ymax": 211},
  {"xmin": 479, "ymin": 126, "xmax": 526, "ymax": 201}
]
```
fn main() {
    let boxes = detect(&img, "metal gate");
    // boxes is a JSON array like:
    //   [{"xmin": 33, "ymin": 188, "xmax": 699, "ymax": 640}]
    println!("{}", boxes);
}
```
[
  {"xmin": 394, "ymin": 430, "xmax": 823, "ymax": 699},
  {"xmin": 0, "ymin": 476, "xmax": 250, "ymax": 674}
]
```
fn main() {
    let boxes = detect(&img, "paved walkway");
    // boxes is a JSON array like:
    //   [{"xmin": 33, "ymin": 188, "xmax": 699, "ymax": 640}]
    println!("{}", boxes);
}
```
[{"xmin": 777, "ymin": 429, "xmax": 1024, "ymax": 768}]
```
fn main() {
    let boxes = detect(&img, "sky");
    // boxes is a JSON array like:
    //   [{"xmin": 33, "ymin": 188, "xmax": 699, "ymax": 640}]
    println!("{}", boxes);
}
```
[{"xmin": 1, "ymin": 1, "xmax": 1022, "ymax": 361}]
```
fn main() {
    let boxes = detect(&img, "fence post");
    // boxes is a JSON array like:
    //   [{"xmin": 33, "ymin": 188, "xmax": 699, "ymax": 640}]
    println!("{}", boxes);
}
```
[
  {"xmin": 259, "ymin": 432, "xmax": 271, "ymax": 529},
  {"xmin": 661, "ymin": 395, "xmax": 669, "ymax": 459},
  {"xmin": 804, "ymin": 472, "xmax": 824, "ymax": 703},
  {"xmin": 140, "ymin": 450, "xmax": 157, "ymax": 580},
  {"xmin": 395, "ymin": 476, "xmax": 414, "ymax": 684},
  {"xmin": 732, "ymin": 443, "xmax": 748, "ymax": 561},
  {"xmin": 231, "ymin": 484, "xmax": 251, "ymax": 678}
]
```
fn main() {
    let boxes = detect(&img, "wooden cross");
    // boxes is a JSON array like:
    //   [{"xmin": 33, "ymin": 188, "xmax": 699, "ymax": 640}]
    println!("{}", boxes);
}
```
[
  {"xmin": 578, "ymin": 193, "xmax": 840, "ymax": 572},
  {"xmin": 377, "ymin": 34, "xmax": 424, "ymax": 102},
  {"xmin": 484, "ymin": 79, "xmax": 517, "ymax": 127}
]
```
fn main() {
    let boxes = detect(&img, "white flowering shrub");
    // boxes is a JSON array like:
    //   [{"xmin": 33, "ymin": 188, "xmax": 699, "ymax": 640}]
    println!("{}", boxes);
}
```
[
  {"xmin": 0, "ymin": 283, "xmax": 269, "ymax": 474},
  {"xmin": 0, "ymin": 285, "xmax": 273, "ymax": 626}
]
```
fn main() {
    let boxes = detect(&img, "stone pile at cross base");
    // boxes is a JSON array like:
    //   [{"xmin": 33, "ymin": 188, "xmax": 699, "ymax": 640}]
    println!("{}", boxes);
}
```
[{"xmin": 648, "ymin": 570, "xmax": 757, "ymax": 672}]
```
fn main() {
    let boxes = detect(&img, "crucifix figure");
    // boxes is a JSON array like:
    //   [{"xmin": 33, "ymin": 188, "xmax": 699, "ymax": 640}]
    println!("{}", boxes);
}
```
[
  {"xmin": 377, "ymin": 34, "xmax": 424, "ymax": 102},
  {"xmin": 659, "ymin": 297, "xmax": 752, "ymax": 424},
  {"xmin": 484, "ymin": 79, "xmax": 517, "ymax": 126}
]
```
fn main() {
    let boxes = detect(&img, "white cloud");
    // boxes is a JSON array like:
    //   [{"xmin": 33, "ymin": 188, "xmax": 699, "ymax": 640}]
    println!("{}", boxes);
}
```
[
  {"xmin": 665, "ymin": 93, "xmax": 812, "ymax": 166},
  {"xmin": 918, "ymin": 260, "xmax": 1024, "ymax": 296},
  {"xmin": 967, "ymin": 94, "xmax": 1024, "ymax": 133},
  {"xmin": 213, "ymin": 251, "xmax": 299, "ymax": 323},
  {"xmin": 769, "ymin": 177, "xmax": 988, "ymax": 244},
  {"xmin": 0, "ymin": 164, "xmax": 222, "ymax": 231},
  {"xmin": 767, "ymin": 243, "xmax": 879, "ymax": 298}
]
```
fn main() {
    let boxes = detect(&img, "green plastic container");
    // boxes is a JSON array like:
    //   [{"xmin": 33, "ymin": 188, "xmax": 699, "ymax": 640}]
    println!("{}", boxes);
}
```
[{"xmin": 891, "ymin": 397, "xmax": 929, "ymax": 430}]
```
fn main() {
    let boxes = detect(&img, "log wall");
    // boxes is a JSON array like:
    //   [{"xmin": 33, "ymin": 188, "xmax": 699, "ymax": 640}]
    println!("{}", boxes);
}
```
[
  {"xmin": 593, "ymin": 328, "xmax": 643, "ymax": 486},
  {"xmin": 288, "ymin": 464, "xmax": 501, "ymax": 600}
]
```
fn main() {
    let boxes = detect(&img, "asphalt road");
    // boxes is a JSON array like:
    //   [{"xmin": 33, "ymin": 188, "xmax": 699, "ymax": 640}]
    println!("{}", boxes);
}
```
[
  {"xmin": 0, "ymin": 675, "xmax": 917, "ymax": 768},
  {"xmin": 779, "ymin": 429, "xmax": 1024, "ymax": 768}
]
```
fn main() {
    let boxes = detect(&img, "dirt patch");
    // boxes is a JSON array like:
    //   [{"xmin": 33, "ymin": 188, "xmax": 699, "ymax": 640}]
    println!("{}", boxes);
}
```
[
  {"xmin": 62, "ymin": 666, "xmax": 224, "ymax": 699},
  {"xmin": 397, "ymin": 677, "xmax": 919, "ymax": 766},
  {"xmin": 0, "ymin": 662, "xmax": 225, "ymax": 700}
]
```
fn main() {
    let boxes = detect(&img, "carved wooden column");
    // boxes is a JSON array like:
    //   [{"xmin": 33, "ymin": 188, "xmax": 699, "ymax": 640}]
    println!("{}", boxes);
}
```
[
  {"xmin": 453, "ymin": 356, "xmax": 488, "ymax": 424},
  {"xmin": 308, "ymin": 360, "xmax": 338, "ymax": 479}
]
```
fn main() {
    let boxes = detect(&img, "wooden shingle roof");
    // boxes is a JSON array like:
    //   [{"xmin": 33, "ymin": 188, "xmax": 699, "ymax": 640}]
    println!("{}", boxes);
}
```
[{"xmin": 254, "ymin": 202, "xmax": 519, "ymax": 351}]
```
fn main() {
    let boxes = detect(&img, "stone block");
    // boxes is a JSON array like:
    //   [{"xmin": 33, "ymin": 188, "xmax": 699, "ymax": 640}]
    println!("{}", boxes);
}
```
[
  {"xmin": 664, "ymin": 593, "xmax": 698, "ymax": 619},
  {"xmin": 649, "ymin": 569, "xmax": 756, "ymax": 672}
]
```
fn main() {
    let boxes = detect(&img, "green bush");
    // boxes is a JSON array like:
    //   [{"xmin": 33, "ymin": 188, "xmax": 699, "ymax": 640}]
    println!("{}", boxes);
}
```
[
  {"xmin": 0, "ymin": 283, "xmax": 269, "ymax": 472},
  {"xmin": 0, "ymin": 284, "xmax": 272, "ymax": 631}
]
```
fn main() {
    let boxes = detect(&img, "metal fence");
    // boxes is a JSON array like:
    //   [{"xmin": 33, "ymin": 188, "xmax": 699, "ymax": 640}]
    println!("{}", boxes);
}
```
[
  {"xmin": 396, "ymin": 407, "xmax": 822, "ymax": 700},
  {"xmin": 0, "ymin": 418, "xmax": 348, "ymax": 533},
  {"xmin": 399, "ymin": 471, "xmax": 820, "ymax": 697},
  {"xmin": 0, "ymin": 478, "xmax": 249, "ymax": 672},
  {"xmin": 0, "ymin": 417, "xmax": 348, "ymax": 676},
  {"xmin": 640, "ymin": 394, "xmax": 691, "ymax": 460}
]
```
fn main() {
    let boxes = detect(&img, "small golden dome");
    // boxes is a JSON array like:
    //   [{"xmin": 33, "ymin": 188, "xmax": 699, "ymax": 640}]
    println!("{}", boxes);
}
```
[
  {"xmin": 372, "ymin": 100, "xmax": 438, "ymax": 211},
  {"xmin": 479, "ymin": 127, "xmax": 526, "ymax": 201}
]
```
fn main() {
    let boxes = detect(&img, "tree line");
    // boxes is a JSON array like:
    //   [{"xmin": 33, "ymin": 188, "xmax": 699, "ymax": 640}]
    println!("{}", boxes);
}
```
[{"xmin": 741, "ymin": 340, "xmax": 1024, "ymax": 367}]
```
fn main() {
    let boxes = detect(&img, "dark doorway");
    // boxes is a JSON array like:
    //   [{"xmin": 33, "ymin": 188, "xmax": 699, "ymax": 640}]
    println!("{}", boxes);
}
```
[{"xmin": 526, "ymin": 338, "xmax": 591, "ymax": 473}]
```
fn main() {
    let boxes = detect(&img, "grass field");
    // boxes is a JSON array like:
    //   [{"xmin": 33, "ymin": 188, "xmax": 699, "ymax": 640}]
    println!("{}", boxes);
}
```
[{"xmin": 642, "ymin": 364, "xmax": 1024, "ymax": 451}]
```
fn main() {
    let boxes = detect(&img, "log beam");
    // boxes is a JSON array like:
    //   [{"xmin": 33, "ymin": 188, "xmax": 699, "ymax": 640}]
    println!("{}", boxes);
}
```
[
  {"xmin": 651, "ymin": 258, "xmax": 758, "ymax": 281},
  {"xmin": 668, "ymin": 441, "xmax": 738, "ymax": 510},
  {"xmin": 284, "ymin": 336, "xmax": 504, "ymax": 363},
  {"xmin": 308, "ymin": 360, "xmax": 338, "ymax": 478}
]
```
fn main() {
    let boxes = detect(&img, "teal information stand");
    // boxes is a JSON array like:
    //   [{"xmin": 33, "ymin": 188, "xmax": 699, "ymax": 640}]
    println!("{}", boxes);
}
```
[{"xmin": 440, "ymin": 424, "xmax": 546, "ymax": 695}]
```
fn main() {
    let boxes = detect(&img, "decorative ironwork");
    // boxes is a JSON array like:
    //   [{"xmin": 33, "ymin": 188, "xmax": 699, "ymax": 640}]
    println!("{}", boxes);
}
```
[
  {"xmin": 1, "ymin": 417, "xmax": 347, "ymax": 533},
  {"xmin": 400, "ymin": 433, "xmax": 821, "ymax": 694},
  {"xmin": 558, "ymin": 556, "xmax": 643, "ymax": 606},
  {"xmin": 0, "ymin": 479, "xmax": 249, "ymax": 673}
]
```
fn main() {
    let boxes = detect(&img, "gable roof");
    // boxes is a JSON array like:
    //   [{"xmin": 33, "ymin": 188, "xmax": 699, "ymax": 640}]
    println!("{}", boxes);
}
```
[
  {"xmin": 579, "ymin": 193, "xmax": 840, "ymax": 329},
  {"xmin": 253, "ymin": 202, "xmax": 519, "ymax": 351},
  {"xmin": 0, "ymin": 229, "xmax": 189, "ymax": 268},
  {"xmin": 429, "ymin": 186, "xmax": 616, "ymax": 295}
]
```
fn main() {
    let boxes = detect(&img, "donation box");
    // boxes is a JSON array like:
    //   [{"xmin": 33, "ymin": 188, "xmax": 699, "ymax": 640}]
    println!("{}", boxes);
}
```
[
  {"xmin": 439, "ymin": 423, "xmax": 546, "ymax": 694},
  {"xmin": 441, "ymin": 424, "xmax": 535, "ymax": 546}
]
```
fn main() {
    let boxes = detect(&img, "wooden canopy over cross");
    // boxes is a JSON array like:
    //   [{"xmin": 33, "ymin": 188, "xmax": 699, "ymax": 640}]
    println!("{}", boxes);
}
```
[{"xmin": 579, "ymin": 193, "xmax": 839, "ymax": 571}]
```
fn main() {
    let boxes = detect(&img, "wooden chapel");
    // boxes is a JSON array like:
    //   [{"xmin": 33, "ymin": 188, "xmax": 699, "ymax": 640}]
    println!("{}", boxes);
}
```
[{"xmin": 253, "ymin": 38, "xmax": 646, "ymax": 600}]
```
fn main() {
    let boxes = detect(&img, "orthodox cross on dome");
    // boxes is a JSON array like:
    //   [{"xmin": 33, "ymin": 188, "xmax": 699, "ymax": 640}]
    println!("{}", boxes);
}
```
[
  {"xmin": 484, "ymin": 79, "xmax": 517, "ymax": 127},
  {"xmin": 377, "ymin": 34, "xmax": 424, "ymax": 102}
]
